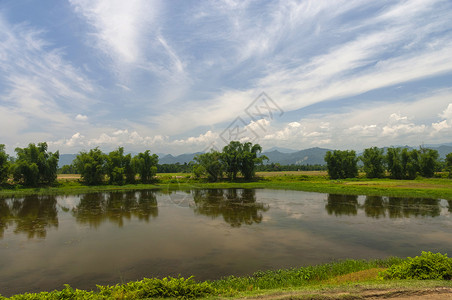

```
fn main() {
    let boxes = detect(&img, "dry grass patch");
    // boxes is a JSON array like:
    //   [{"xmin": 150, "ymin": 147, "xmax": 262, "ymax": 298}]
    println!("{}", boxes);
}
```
[{"xmin": 325, "ymin": 268, "xmax": 386, "ymax": 284}]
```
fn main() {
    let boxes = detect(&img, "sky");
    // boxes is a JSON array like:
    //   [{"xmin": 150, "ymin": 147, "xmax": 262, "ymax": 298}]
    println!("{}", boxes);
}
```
[{"xmin": 1, "ymin": 0, "xmax": 452, "ymax": 155}]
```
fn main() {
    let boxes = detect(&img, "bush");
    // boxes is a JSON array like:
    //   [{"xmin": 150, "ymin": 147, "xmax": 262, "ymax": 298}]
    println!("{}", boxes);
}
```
[{"xmin": 381, "ymin": 251, "xmax": 452, "ymax": 280}]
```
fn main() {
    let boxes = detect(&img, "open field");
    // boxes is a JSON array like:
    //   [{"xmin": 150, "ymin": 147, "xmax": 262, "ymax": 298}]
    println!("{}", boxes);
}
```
[{"xmin": 0, "ymin": 171, "xmax": 450, "ymax": 200}]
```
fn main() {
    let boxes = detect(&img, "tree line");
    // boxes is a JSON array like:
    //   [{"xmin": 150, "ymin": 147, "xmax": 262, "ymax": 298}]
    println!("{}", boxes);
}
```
[
  {"xmin": 0, "ymin": 141, "xmax": 265, "ymax": 186},
  {"xmin": 0, "ymin": 143, "xmax": 158, "ymax": 186},
  {"xmin": 325, "ymin": 146, "xmax": 452, "ymax": 179},
  {"xmin": 2, "ymin": 142, "xmax": 452, "ymax": 186}
]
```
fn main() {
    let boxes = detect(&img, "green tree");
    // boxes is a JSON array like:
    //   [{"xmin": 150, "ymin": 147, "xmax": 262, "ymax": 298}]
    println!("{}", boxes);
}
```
[
  {"xmin": 12, "ymin": 142, "xmax": 59, "ymax": 186},
  {"xmin": 221, "ymin": 141, "xmax": 242, "ymax": 180},
  {"xmin": 74, "ymin": 147, "xmax": 106, "ymax": 185},
  {"xmin": 123, "ymin": 154, "xmax": 136, "ymax": 184},
  {"xmin": 134, "ymin": 150, "xmax": 158, "ymax": 183},
  {"xmin": 106, "ymin": 147, "xmax": 135, "ymax": 185},
  {"xmin": 220, "ymin": 141, "xmax": 266, "ymax": 181},
  {"xmin": 360, "ymin": 147, "xmax": 385, "ymax": 178},
  {"xmin": 194, "ymin": 150, "xmax": 223, "ymax": 182},
  {"xmin": 386, "ymin": 147, "xmax": 404, "ymax": 179},
  {"xmin": 59, "ymin": 164, "xmax": 78, "ymax": 174},
  {"xmin": 419, "ymin": 147, "xmax": 439, "ymax": 178},
  {"xmin": 0, "ymin": 144, "xmax": 10, "ymax": 184},
  {"xmin": 324, "ymin": 150, "xmax": 358, "ymax": 179},
  {"xmin": 446, "ymin": 152, "xmax": 452, "ymax": 178},
  {"xmin": 239, "ymin": 142, "xmax": 267, "ymax": 180}
]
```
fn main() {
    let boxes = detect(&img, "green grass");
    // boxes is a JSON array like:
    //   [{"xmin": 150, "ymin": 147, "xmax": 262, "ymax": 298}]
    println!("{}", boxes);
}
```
[{"xmin": 2, "ymin": 172, "xmax": 452, "ymax": 200}]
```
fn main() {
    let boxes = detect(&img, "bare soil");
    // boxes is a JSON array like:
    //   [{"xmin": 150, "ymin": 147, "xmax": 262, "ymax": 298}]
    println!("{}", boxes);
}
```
[{"xmin": 242, "ymin": 287, "xmax": 452, "ymax": 299}]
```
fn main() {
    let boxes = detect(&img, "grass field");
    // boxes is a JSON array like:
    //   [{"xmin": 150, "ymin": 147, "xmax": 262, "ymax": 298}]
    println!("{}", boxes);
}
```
[{"xmin": 0, "ymin": 171, "xmax": 450, "ymax": 200}]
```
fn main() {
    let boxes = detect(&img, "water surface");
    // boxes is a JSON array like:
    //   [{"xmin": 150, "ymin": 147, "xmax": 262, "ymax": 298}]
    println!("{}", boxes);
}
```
[{"xmin": 0, "ymin": 189, "xmax": 451, "ymax": 296}]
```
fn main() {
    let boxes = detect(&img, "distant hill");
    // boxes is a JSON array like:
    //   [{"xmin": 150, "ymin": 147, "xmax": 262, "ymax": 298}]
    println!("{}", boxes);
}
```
[
  {"xmin": 57, "ymin": 144, "xmax": 452, "ymax": 168},
  {"xmin": 263, "ymin": 146, "xmax": 298, "ymax": 153},
  {"xmin": 436, "ymin": 145, "xmax": 452, "ymax": 158},
  {"xmin": 159, "ymin": 152, "xmax": 202, "ymax": 164},
  {"xmin": 58, "ymin": 154, "xmax": 76, "ymax": 168},
  {"xmin": 262, "ymin": 147, "xmax": 331, "ymax": 165}
]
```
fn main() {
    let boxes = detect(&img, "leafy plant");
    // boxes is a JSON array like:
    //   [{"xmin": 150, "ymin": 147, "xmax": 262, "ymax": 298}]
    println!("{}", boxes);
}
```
[{"xmin": 380, "ymin": 251, "xmax": 452, "ymax": 280}]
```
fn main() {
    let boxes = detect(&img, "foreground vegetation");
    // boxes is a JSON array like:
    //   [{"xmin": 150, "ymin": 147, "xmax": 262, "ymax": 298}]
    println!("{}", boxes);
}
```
[{"xmin": 2, "ymin": 252, "xmax": 452, "ymax": 299}]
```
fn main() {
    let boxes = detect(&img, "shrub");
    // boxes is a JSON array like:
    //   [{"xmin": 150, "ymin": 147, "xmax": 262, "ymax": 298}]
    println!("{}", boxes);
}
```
[{"xmin": 380, "ymin": 251, "xmax": 452, "ymax": 280}]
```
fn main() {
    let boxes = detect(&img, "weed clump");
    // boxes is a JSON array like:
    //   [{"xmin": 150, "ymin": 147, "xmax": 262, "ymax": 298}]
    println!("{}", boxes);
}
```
[{"xmin": 381, "ymin": 251, "xmax": 452, "ymax": 280}]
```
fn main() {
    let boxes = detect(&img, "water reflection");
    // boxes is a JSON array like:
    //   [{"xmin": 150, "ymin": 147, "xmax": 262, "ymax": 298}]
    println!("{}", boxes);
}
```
[
  {"xmin": 326, "ymin": 194, "xmax": 441, "ymax": 218},
  {"xmin": 0, "ymin": 190, "xmax": 449, "ymax": 240},
  {"xmin": 326, "ymin": 194, "xmax": 359, "ymax": 216},
  {"xmin": 72, "ymin": 190, "xmax": 158, "ymax": 227},
  {"xmin": 192, "ymin": 189, "xmax": 269, "ymax": 227},
  {"xmin": 0, "ymin": 195, "xmax": 58, "ymax": 238},
  {"xmin": 386, "ymin": 197, "xmax": 440, "ymax": 218}
]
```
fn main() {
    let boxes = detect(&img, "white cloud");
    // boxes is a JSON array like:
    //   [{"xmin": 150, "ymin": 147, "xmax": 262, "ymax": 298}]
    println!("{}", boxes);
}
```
[
  {"xmin": 440, "ymin": 103, "xmax": 452, "ymax": 119},
  {"xmin": 50, "ymin": 132, "xmax": 85, "ymax": 148},
  {"xmin": 75, "ymin": 114, "xmax": 88, "ymax": 121},
  {"xmin": 432, "ymin": 120, "xmax": 450, "ymax": 131},
  {"xmin": 69, "ymin": 0, "xmax": 160, "ymax": 65},
  {"xmin": 2, "ymin": 1, "xmax": 452, "ymax": 154},
  {"xmin": 0, "ymin": 14, "xmax": 96, "ymax": 148},
  {"xmin": 143, "ymin": 0, "xmax": 452, "ymax": 136}
]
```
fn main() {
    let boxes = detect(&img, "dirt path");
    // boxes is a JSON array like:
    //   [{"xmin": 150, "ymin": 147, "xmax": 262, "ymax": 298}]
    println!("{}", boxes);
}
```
[
  {"xmin": 363, "ymin": 287, "xmax": 452, "ymax": 299},
  {"xmin": 243, "ymin": 287, "xmax": 452, "ymax": 299}
]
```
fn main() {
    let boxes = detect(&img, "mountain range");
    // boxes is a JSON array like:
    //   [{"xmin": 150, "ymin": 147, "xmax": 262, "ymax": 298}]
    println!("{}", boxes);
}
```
[{"xmin": 58, "ymin": 144, "xmax": 452, "ymax": 168}]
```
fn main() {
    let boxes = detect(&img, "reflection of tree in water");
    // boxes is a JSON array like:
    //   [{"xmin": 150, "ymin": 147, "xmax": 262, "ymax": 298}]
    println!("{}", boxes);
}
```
[
  {"xmin": 0, "ymin": 198, "xmax": 13, "ymax": 238},
  {"xmin": 325, "ymin": 194, "xmax": 441, "ymax": 218},
  {"xmin": 0, "ymin": 195, "xmax": 58, "ymax": 238},
  {"xmin": 448, "ymin": 200, "xmax": 452, "ymax": 213},
  {"xmin": 386, "ymin": 197, "xmax": 440, "ymax": 218},
  {"xmin": 364, "ymin": 196, "xmax": 386, "ymax": 218},
  {"xmin": 192, "ymin": 189, "xmax": 269, "ymax": 227},
  {"xmin": 72, "ymin": 190, "xmax": 158, "ymax": 228},
  {"xmin": 325, "ymin": 194, "xmax": 359, "ymax": 216}
]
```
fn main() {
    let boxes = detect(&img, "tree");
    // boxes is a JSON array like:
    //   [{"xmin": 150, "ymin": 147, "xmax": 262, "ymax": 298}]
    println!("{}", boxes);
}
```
[
  {"xmin": 106, "ymin": 147, "xmax": 135, "ymax": 185},
  {"xmin": 240, "ymin": 142, "xmax": 267, "ymax": 180},
  {"xmin": 419, "ymin": 147, "xmax": 439, "ymax": 178},
  {"xmin": 123, "ymin": 154, "xmax": 136, "ymax": 184},
  {"xmin": 134, "ymin": 150, "xmax": 158, "ymax": 184},
  {"xmin": 386, "ymin": 147, "xmax": 439, "ymax": 179},
  {"xmin": 12, "ymin": 142, "xmax": 59, "ymax": 186},
  {"xmin": 74, "ymin": 147, "xmax": 106, "ymax": 185},
  {"xmin": 59, "ymin": 164, "xmax": 78, "ymax": 174},
  {"xmin": 324, "ymin": 150, "xmax": 358, "ymax": 179},
  {"xmin": 0, "ymin": 144, "xmax": 10, "ymax": 184},
  {"xmin": 402, "ymin": 148, "xmax": 419, "ymax": 179},
  {"xmin": 360, "ymin": 147, "xmax": 385, "ymax": 178},
  {"xmin": 386, "ymin": 147, "xmax": 404, "ymax": 179},
  {"xmin": 446, "ymin": 152, "xmax": 452, "ymax": 178},
  {"xmin": 194, "ymin": 150, "xmax": 223, "ymax": 182},
  {"xmin": 221, "ymin": 141, "xmax": 242, "ymax": 180},
  {"xmin": 219, "ymin": 141, "xmax": 266, "ymax": 181}
]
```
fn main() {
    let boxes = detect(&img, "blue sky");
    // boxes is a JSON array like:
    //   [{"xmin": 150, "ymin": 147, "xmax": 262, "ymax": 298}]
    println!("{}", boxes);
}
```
[{"xmin": 1, "ymin": 0, "xmax": 452, "ymax": 155}]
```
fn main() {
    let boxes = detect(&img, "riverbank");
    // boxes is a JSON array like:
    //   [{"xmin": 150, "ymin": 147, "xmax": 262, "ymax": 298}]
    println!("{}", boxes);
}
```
[
  {"xmin": 1, "ymin": 171, "xmax": 452, "ymax": 200},
  {"xmin": 2, "ymin": 256, "xmax": 452, "ymax": 299}
]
